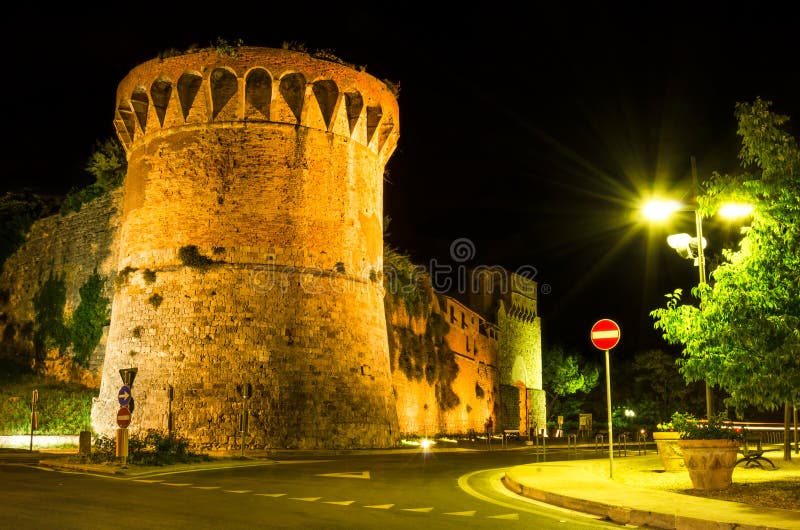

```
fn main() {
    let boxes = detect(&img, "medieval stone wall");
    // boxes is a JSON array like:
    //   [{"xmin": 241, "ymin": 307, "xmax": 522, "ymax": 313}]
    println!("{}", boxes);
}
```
[
  {"xmin": 0, "ymin": 190, "xmax": 121, "ymax": 385},
  {"xmin": 386, "ymin": 291, "xmax": 499, "ymax": 436}
]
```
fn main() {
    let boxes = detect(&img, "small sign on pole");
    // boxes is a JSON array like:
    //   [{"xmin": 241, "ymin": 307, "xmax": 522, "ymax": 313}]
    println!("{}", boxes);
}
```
[{"xmin": 591, "ymin": 319, "xmax": 621, "ymax": 479}]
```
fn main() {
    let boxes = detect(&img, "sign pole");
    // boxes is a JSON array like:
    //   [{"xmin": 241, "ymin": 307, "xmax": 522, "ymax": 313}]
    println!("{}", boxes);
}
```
[
  {"xmin": 590, "ymin": 319, "xmax": 621, "ymax": 480},
  {"xmin": 605, "ymin": 349, "xmax": 613, "ymax": 479}
]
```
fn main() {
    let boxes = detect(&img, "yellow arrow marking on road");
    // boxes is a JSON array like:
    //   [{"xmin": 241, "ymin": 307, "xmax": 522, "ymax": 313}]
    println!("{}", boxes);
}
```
[
  {"xmin": 316, "ymin": 471, "xmax": 371, "ymax": 479},
  {"xmin": 402, "ymin": 507, "xmax": 434, "ymax": 513},
  {"xmin": 445, "ymin": 511, "xmax": 476, "ymax": 516},
  {"xmin": 489, "ymin": 513, "xmax": 519, "ymax": 520},
  {"xmin": 324, "ymin": 500, "xmax": 355, "ymax": 506},
  {"xmin": 365, "ymin": 504, "xmax": 394, "ymax": 509}
]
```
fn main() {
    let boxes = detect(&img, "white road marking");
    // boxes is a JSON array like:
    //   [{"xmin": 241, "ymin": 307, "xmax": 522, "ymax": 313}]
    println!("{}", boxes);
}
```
[
  {"xmin": 316, "ymin": 470, "xmax": 370, "ymax": 479},
  {"xmin": 402, "ymin": 507, "xmax": 434, "ymax": 513},
  {"xmin": 162, "ymin": 483, "xmax": 192, "ymax": 486},
  {"xmin": 489, "ymin": 513, "xmax": 520, "ymax": 520},
  {"xmin": 133, "ymin": 479, "xmax": 163, "ymax": 483},
  {"xmin": 364, "ymin": 504, "xmax": 394, "ymax": 509},
  {"xmin": 290, "ymin": 497, "xmax": 321, "ymax": 502},
  {"xmin": 192, "ymin": 486, "xmax": 220, "ymax": 490},
  {"xmin": 255, "ymin": 493, "xmax": 287, "ymax": 497},
  {"xmin": 458, "ymin": 468, "xmax": 603, "ymax": 519},
  {"xmin": 445, "ymin": 511, "xmax": 476, "ymax": 516},
  {"xmin": 224, "ymin": 489, "xmax": 252, "ymax": 493},
  {"xmin": 324, "ymin": 500, "xmax": 355, "ymax": 506}
]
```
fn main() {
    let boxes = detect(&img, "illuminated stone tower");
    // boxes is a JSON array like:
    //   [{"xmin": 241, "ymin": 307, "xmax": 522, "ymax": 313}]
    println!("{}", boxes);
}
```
[{"xmin": 91, "ymin": 46, "xmax": 400, "ymax": 449}]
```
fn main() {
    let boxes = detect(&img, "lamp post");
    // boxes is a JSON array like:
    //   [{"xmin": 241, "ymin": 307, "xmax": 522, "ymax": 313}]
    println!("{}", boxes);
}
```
[{"xmin": 643, "ymin": 156, "xmax": 753, "ymax": 420}]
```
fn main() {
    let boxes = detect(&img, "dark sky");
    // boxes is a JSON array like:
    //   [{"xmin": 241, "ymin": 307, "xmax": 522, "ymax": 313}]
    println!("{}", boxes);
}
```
[{"xmin": 3, "ymin": 5, "xmax": 799, "ymax": 358}]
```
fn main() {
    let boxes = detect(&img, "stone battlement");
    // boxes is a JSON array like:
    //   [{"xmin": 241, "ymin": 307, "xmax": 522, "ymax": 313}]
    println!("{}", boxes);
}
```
[{"xmin": 114, "ymin": 46, "xmax": 398, "ymax": 164}]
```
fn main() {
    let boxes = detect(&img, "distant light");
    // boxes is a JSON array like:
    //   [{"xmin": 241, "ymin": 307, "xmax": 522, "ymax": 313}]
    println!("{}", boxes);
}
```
[
  {"xmin": 719, "ymin": 203, "xmax": 754, "ymax": 219},
  {"xmin": 420, "ymin": 438, "xmax": 435, "ymax": 450},
  {"xmin": 643, "ymin": 200, "xmax": 683, "ymax": 221}
]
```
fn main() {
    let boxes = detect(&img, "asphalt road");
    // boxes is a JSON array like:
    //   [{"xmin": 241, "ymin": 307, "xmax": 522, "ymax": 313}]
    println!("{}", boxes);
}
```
[{"xmin": 0, "ymin": 448, "xmax": 627, "ymax": 529}]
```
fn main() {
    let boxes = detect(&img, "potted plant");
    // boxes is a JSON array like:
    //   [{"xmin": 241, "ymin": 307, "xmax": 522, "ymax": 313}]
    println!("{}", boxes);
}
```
[
  {"xmin": 652, "ymin": 412, "xmax": 693, "ymax": 472},
  {"xmin": 675, "ymin": 412, "xmax": 745, "ymax": 491}
]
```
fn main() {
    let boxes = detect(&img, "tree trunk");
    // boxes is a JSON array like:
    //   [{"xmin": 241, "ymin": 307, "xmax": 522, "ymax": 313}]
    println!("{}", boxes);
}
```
[{"xmin": 784, "ymin": 401, "xmax": 792, "ymax": 461}]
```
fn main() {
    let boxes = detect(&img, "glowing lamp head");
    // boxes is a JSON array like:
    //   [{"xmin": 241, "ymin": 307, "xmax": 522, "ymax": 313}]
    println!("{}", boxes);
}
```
[
  {"xmin": 719, "ymin": 203, "xmax": 754, "ymax": 219},
  {"xmin": 667, "ymin": 233, "xmax": 706, "ymax": 261},
  {"xmin": 643, "ymin": 200, "xmax": 683, "ymax": 221}
]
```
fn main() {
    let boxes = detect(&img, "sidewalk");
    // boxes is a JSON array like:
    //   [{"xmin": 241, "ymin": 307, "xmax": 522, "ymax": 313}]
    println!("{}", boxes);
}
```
[{"xmin": 503, "ymin": 454, "xmax": 800, "ymax": 530}]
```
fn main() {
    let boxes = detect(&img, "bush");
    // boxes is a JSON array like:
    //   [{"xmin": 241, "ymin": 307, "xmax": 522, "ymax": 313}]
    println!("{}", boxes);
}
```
[
  {"xmin": 88, "ymin": 430, "xmax": 211, "ymax": 466},
  {"xmin": 670, "ymin": 411, "xmax": 746, "ymax": 441}
]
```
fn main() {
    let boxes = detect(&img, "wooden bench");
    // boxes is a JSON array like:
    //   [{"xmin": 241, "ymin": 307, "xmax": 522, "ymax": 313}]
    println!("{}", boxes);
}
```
[{"xmin": 735, "ymin": 435, "xmax": 776, "ymax": 469}]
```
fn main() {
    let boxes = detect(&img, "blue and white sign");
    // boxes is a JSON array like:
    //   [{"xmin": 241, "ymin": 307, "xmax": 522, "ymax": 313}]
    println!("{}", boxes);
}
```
[{"xmin": 118, "ymin": 385, "xmax": 132, "ymax": 407}]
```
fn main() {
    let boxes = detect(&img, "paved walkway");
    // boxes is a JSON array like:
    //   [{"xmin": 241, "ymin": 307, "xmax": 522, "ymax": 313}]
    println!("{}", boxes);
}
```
[{"xmin": 504, "ymin": 454, "xmax": 800, "ymax": 530}]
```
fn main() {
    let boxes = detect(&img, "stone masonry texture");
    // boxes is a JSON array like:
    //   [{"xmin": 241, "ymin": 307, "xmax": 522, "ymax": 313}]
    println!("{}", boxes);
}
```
[
  {"xmin": 91, "ymin": 47, "xmax": 401, "ymax": 450},
  {"xmin": 1, "ymin": 45, "xmax": 546, "ymax": 449}
]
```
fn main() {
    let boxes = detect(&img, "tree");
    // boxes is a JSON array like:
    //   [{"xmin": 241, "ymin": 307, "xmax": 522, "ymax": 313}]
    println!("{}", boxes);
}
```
[
  {"xmin": 542, "ymin": 344, "xmax": 599, "ymax": 426},
  {"xmin": 651, "ymin": 99, "xmax": 800, "ymax": 458},
  {"xmin": 60, "ymin": 138, "xmax": 127, "ymax": 214},
  {"xmin": 631, "ymin": 349, "xmax": 704, "ymax": 426}
]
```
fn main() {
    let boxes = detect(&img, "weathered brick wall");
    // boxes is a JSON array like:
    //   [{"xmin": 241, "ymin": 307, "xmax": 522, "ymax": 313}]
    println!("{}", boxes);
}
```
[
  {"xmin": 92, "ymin": 47, "xmax": 401, "ymax": 449},
  {"xmin": 0, "ymin": 190, "xmax": 122, "ymax": 385},
  {"xmin": 386, "ymin": 292, "xmax": 499, "ymax": 436}
]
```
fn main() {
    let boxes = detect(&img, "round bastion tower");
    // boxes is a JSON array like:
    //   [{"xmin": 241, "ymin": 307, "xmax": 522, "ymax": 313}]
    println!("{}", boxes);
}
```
[{"xmin": 91, "ymin": 46, "xmax": 400, "ymax": 449}]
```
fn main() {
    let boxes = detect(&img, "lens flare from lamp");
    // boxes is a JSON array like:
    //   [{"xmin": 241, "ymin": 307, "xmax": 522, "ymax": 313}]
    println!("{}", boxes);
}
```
[
  {"xmin": 719, "ymin": 203, "xmax": 754, "ymax": 219},
  {"xmin": 643, "ymin": 200, "xmax": 683, "ymax": 221}
]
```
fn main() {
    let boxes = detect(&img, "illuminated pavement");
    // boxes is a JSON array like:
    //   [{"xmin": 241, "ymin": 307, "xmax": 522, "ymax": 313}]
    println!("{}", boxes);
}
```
[
  {"xmin": 504, "ymin": 454, "xmax": 800, "ymax": 529},
  {"xmin": 5, "ymin": 443, "xmax": 800, "ymax": 529}
]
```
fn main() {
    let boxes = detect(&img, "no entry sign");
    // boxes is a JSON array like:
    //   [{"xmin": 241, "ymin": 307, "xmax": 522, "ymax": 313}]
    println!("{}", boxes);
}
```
[
  {"xmin": 590, "ymin": 319, "xmax": 621, "ymax": 351},
  {"xmin": 116, "ymin": 406, "xmax": 132, "ymax": 428}
]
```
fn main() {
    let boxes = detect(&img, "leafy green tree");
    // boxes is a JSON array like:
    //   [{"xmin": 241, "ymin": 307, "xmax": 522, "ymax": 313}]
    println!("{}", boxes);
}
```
[
  {"xmin": 651, "ymin": 99, "xmax": 800, "ymax": 457},
  {"xmin": 631, "ymin": 349, "xmax": 704, "ymax": 426},
  {"xmin": 61, "ymin": 138, "xmax": 126, "ymax": 214},
  {"xmin": 542, "ymin": 344, "xmax": 599, "ymax": 424}
]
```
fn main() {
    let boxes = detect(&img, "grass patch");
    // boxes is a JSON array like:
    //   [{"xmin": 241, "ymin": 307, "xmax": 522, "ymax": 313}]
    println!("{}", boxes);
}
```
[{"xmin": 0, "ymin": 371, "xmax": 94, "ymax": 435}]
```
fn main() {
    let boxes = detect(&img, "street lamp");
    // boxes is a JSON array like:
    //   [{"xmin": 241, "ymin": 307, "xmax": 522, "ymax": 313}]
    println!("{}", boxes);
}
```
[{"xmin": 643, "ymin": 156, "xmax": 753, "ymax": 420}]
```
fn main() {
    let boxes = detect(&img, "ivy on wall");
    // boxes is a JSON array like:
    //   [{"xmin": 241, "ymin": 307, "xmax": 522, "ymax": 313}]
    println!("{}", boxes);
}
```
[
  {"xmin": 31, "ymin": 272, "xmax": 110, "ymax": 367},
  {"xmin": 386, "ymin": 290, "xmax": 460, "ymax": 411},
  {"xmin": 69, "ymin": 272, "xmax": 110, "ymax": 366},
  {"xmin": 32, "ymin": 274, "xmax": 69, "ymax": 360}
]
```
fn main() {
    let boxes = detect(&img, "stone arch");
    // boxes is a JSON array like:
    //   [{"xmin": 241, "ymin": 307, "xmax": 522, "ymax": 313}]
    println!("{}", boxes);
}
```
[
  {"xmin": 210, "ymin": 67, "xmax": 238, "ymax": 120},
  {"xmin": 377, "ymin": 113, "xmax": 395, "ymax": 151},
  {"xmin": 344, "ymin": 91, "xmax": 363, "ymax": 134},
  {"xmin": 245, "ymin": 67, "xmax": 271, "ymax": 119},
  {"xmin": 116, "ymin": 99, "xmax": 136, "ymax": 144},
  {"xmin": 279, "ymin": 72, "xmax": 306, "ymax": 122},
  {"xmin": 177, "ymin": 72, "xmax": 203, "ymax": 121},
  {"xmin": 131, "ymin": 86, "xmax": 149, "ymax": 133},
  {"xmin": 312, "ymin": 79, "xmax": 338, "ymax": 129},
  {"xmin": 366, "ymin": 105, "xmax": 382, "ymax": 143},
  {"xmin": 150, "ymin": 76, "xmax": 172, "ymax": 127}
]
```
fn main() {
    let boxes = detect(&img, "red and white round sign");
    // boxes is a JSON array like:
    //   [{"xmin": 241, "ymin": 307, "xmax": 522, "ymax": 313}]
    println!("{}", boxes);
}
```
[
  {"xmin": 590, "ymin": 319, "xmax": 621, "ymax": 351},
  {"xmin": 116, "ymin": 406, "xmax": 132, "ymax": 428}
]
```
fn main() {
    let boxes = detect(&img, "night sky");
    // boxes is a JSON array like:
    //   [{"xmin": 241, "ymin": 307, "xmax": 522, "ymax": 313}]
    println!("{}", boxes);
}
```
[{"xmin": 4, "ymin": 6, "xmax": 799, "ymax": 359}]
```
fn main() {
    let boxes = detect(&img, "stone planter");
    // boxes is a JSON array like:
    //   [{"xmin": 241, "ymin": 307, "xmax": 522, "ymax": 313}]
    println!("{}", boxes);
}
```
[
  {"xmin": 653, "ymin": 431, "xmax": 684, "ymax": 472},
  {"xmin": 677, "ymin": 439, "xmax": 740, "ymax": 490}
]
